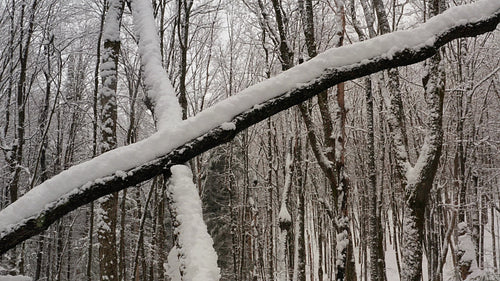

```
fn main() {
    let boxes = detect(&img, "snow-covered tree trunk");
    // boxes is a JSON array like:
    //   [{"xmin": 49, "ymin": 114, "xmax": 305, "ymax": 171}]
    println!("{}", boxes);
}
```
[
  {"xmin": 399, "ymin": 55, "xmax": 444, "ymax": 280},
  {"xmin": 87, "ymin": 3, "xmax": 106, "ymax": 280},
  {"xmin": 166, "ymin": 165, "xmax": 220, "ymax": 281},
  {"xmin": 297, "ymin": 1, "xmax": 357, "ymax": 278},
  {"xmin": 453, "ymin": 34, "xmax": 477, "ymax": 280},
  {"xmin": 259, "ymin": 2, "xmax": 308, "ymax": 280},
  {"xmin": 399, "ymin": 19, "xmax": 445, "ymax": 281},
  {"xmin": 297, "ymin": 0, "xmax": 337, "ymax": 187},
  {"xmin": 333, "ymin": 84, "xmax": 357, "ymax": 281},
  {"xmin": 131, "ymin": 0, "xmax": 182, "ymax": 128},
  {"xmin": 366, "ymin": 75, "xmax": 387, "ymax": 281},
  {"xmin": 294, "ymin": 138, "xmax": 307, "ymax": 281},
  {"xmin": 131, "ymin": 1, "xmax": 219, "ymax": 280},
  {"xmin": 2, "ymin": 0, "xmax": 15, "ymax": 181},
  {"xmin": 457, "ymin": 221, "xmax": 477, "ymax": 279},
  {"xmin": 371, "ymin": 0, "xmax": 445, "ymax": 279},
  {"xmin": 33, "ymin": 21, "xmax": 54, "ymax": 281},
  {"xmin": 404, "ymin": 1, "xmax": 446, "ymax": 280},
  {"xmin": 266, "ymin": 119, "xmax": 275, "ymax": 281},
  {"xmin": 332, "ymin": 2, "xmax": 357, "ymax": 280},
  {"xmin": 96, "ymin": 1, "xmax": 124, "ymax": 281},
  {"xmin": 5, "ymin": 3, "xmax": 38, "ymax": 238}
]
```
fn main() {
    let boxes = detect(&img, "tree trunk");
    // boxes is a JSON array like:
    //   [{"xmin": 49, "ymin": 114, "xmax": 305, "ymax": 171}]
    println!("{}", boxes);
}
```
[
  {"xmin": 97, "ymin": 1, "xmax": 124, "ymax": 281},
  {"xmin": 177, "ymin": 0, "xmax": 193, "ymax": 119},
  {"xmin": 353, "ymin": 0, "xmax": 387, "ymax": 279}
]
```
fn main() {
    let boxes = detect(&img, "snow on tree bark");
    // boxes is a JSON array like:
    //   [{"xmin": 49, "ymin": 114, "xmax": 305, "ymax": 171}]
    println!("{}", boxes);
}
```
[
  {"xmin": 166, "ymin": 165, "xmax": 220, "ymax": 281},
  {"xmin": 131, "ymin": 0, "xmax": 182, "ymax": 130},
  {"xmin": 373, "ymin": 0, "xmax": 446, "ymax": 279},
  {"xmin": 96, "ymin": 1, "xmax": 124, "ymax": 281},
  {"xmin": 397, "ymin": 2, "xmax": 446, "ymax": 278},
  {"xmin": 277, "ymin": 147, "xmax": 293, "ymax": 281},
  {"xmin": 457, "ymin": 222, "xmax": 478, "ymax": 279},
  {"xmin": 7, "ymin": 0, "xmax": 38, "ymax": 206},
  {"xmin": 355, "ymin": 10, "xmax": 388, "ymax": 278},
  {"xmin": 454, "ymin": 35, "xmax": 479, "ymax": 280},
  {"xmin": 399, "ymin": 49, "xmax": 445, "ymax": 281},
  {"xmin": 178, "ymin": 0, "xmax": 193, "ymax": 120}
]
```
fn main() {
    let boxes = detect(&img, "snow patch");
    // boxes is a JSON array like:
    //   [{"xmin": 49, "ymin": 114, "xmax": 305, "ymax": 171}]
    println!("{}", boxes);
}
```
[
  {"xmin": 278, "ymin": 205, "xmax": 291, "ymax": 223},
  {"xmin": 115, "ymin": 170, "xmax": 127, "ymax": 179},
  {"xmin": 220, "ymin": 122, "xmax": 236, "ymax": 131},
  {"xmin": 166, "ymin": 247, "xmax": 182, "ymax": 281}
]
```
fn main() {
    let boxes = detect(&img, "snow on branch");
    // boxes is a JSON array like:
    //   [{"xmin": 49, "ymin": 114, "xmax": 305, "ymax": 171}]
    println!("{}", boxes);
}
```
[
  {"xmin": 166, "ymin": 165, "xmax": 220, "ymax": 281},
  {"xmin": 0, "ymin": 0, "xmax": 499, "ymax": 254},
  {"xmin": 131, "ymin": 0, "xmax": 182, "ymax": 130}
]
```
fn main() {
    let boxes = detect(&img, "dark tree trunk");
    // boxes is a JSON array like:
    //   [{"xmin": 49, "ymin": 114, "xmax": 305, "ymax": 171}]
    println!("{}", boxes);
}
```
[{"xmin": 97, "ymin": 1, "xmax": 124, "ymax": 281}]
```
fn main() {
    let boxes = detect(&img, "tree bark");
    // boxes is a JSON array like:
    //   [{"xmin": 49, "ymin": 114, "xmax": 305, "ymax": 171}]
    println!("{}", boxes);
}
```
[
  {"xmin": 96, "ymin": 1, "xmax": 124, "ymax": 281},
  {"xmin": 177, "ymin": 0, "xmax": 193, "ymax": 119}
]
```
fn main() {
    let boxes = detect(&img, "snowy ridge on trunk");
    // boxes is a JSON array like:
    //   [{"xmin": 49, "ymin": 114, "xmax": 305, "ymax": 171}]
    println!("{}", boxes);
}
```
[
  {"xmin": 166, "ymin": 247, "xmax": 182, "ymax": 281},
  {"xmin": 167, "ymin": 165, "xmax": 220, "ymax": 281},
  {"xmin": 130, "ymin": 0, "xmax": 182, "ymax": 130},
  {"xmin": 0, "ymin": 0, "xmax": 499, "ymax": 251},
  {"xmin": 278, "ymin": 152, "xmax": 293, "ymax": 224}
]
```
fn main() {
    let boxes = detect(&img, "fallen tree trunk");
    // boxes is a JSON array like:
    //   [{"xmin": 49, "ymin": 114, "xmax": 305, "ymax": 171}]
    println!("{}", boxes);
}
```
[{"xmin": 0, "ymin": 0, "xmax": 499, "ymax": 254}]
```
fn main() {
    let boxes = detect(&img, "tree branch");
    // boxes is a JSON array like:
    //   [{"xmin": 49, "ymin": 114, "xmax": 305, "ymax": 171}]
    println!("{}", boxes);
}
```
[{"xmin": 0, "ymin": 3, "xmax": 499, "ymax": 254}]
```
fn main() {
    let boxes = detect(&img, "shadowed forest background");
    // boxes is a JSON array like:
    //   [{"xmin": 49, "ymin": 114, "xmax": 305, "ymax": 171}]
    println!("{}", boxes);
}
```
[{"xmin": 0, "ymin": 0, "xmax": 499, "ymax": 280}]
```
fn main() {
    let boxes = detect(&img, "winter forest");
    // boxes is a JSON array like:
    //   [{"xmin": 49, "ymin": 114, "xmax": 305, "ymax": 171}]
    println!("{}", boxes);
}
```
[{"xmin": 0, "ymin": 0, "xmax": 499, "ymax": 280}]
